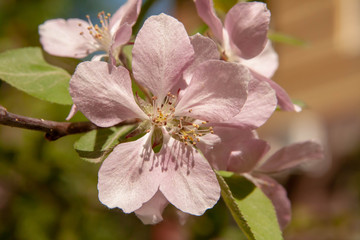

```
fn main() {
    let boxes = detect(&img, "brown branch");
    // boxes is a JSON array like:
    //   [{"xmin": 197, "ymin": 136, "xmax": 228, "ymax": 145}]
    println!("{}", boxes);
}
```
[{"xmin": 0, "ymin": 105, "xmax": 139, "ymax": 141}]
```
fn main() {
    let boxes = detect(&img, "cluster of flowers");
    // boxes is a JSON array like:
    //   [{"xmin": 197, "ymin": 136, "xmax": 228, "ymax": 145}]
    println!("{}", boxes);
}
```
[{"xmin": 39, "ymin": 0, "xmax": 323, "ymax": 228}]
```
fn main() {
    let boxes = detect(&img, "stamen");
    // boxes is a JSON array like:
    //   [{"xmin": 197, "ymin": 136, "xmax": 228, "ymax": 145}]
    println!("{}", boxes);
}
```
[{"xmin": 83, "ymin": 11, "xmax": 113, "ymax": 51}]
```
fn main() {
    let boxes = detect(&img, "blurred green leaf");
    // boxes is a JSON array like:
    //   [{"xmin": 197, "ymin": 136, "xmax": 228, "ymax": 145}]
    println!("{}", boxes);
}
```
[
  {"xmin": 268, "ymin": 32, "xmax": 307, "ymax": 46},
  {"xmin": 74, "ymin": 125, "xmax": 135, "ymax": 163},
  {"xmin": 191, "ymin": 24, "xmax": 209, "ymax": 35},
  {"xmin": 213, "ymin": 0, "xmax": 238, "ymax": 14},
  {"xmin": 216, "ymin": 172, "xmax": 283, "ymax": 240},
  {"xmin": 0, "ymin": 47, "xmax": 72, "ymax": 105}
]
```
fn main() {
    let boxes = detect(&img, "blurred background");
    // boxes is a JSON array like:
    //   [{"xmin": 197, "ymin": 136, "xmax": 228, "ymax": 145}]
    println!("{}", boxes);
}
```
[{"xmin": 0, "ymin": 0, "xmax": 359, "ymax": 239}]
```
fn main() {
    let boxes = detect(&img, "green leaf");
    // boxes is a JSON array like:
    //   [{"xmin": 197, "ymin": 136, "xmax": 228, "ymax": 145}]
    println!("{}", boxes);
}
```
[
  {"xmin": 213, "ymin": 0, "xmax": 238, "ymax": 14},
  {"xmin": 74, "ymin": 125, "xmax": 135, "ymax": 163},
  {"xmin": 216, "ymin": 172, "xmax": 283, "ymax": 240},
  {"xmin": 0, "ymin": 47, "xmax": 72, "ymax": 105},
  {"xmin": 268, "ymin": 32, "xmax": 308, "ymax": 46}
]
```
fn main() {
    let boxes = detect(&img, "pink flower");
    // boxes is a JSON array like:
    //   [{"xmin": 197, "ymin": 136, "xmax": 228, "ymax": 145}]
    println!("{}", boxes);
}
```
[
  {"xmin": 70, "ymin": 14, "xmax": 252, "ymax": 224},
  {"xmin": 202, "ymin": 128, "xmax": 324, "ymax": 229},
  {"xmin": 194, "ymin": 0, "xmax": 299, "ymax": 111},
  {"xmin": 39, "ymin": 0, "xmax": 141, "ymax": 60}
]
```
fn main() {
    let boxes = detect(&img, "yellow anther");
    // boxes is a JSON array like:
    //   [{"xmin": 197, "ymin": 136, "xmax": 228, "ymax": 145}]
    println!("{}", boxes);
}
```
[
  {"xmin": 188, "ymin": 109, "xmax": 193, "ymax": 113},
  {"xmin": 78, "ymin": 23, "xmax": 82, "ymax": 26}
]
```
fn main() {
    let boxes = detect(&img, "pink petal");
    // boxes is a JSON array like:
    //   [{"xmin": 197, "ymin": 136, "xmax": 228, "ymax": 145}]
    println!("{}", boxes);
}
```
[
  {"xmin": 112, "ymin": 23, "xmax": 133, "ymax": 50},
  {"xmin": 254, "ymin": 175, "xmax": 291, "ymax": 229},
  {"xmin": 257, "ymin": 141, "xmax": 324, "ymax": 173},
  {"xmin": 252, "ymin": 71, "xmax": 298, "ymax": 112},
  {"xmin": 135, "ymin": 190, "xmax": 169, "ymax": 224},
  {"xmin": 132, "ymin": 14, "xmax": 194, "ymax": 101},
  {"xmin": 69, "ymin": 61, "xmax": 147, "ymax": 127},
  {"xmin": 182, "ymin": 34, "xmax": 220, "ymax": 85},
  {"xmin": 98, "ymin": 134, "xmax": 162, "ymax": 213},
  {"xmin": 241, "ymin": 41, "xmax": 279, "ymax": 78},
  {"xmin": 200, "ymin": 126, "xmax": 269, "ymax": 172},
  {"xmin": 224, "ymin": 2, "xmax": 270, "ymax": 59},
  {"xmin": 221, "ymin": 77, "xmax": 277, "ymax": 129},
  {"xmin": 175, "ymin": 60, "xmax": 249, "ymax": 122},
  {"xmin": 39, "ymin": 18, "xmax": 97, "ymax": 58},
  {"xmin": 194, "ymin": 0, "xmax": 224, "ymax": 42},
  {"xmin": 159, "ymin": 135, "xmax": 220, "ymax": 215},
  {"xmin": 65, "ymin": 104, "xmax": 78, "ymax": 121},
  {"xmin": 172, "ymin": 33, "xmax": 219, "ymax": 97},
  {"xmin": 109, "ymin": 0, "xmax": 142, "ymax": 34},
  {"xmin": 109, "ymin": 23, "xmax": 132, "ymax": 64}
]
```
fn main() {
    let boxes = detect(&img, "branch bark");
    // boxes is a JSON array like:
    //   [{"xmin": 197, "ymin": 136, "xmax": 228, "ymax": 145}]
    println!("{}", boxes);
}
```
[{"xmin": 0, "ymin": 105, "xmax": 138, "ymax": 141}]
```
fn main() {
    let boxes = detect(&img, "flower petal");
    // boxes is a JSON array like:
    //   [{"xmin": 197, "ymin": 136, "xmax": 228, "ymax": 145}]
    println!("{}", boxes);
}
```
[
  {"xmin": 221, "ymin": 77, "xmax": 277, "ymax": 129},
  {"xmin": 175, "ymin": 60, "xmax": 249, "ymax": 122},
  {"xmin": 98, "ymin": 134, "xmax": 162, "ymax": 213},
  {"xmin": 182, "ymin": 34, "xmax": 220, "ymax": 85},
  {"xmin": 39, "ymin": 18, "xmax": 97, "ymax": 58},
  {"xmin": 257, "ymin": 141, "xmax": 324, "ymax": 173},
  {"xmin": 200, "ymin": 126, "xmax": 269, "ymax": 172},
  {"xmin": 70, "ymin": 61, "xmax": 147, "ymax": 127},
  {"xmin": 241, "ymin": 41, "xmax": 279, "ymax": 78},
  {"xmin": 254, "ymin": 175, "xmax": 291, "ymax": 230},
  {"xmin": 159, "ymin": 135, "xmax": 220, "ymax": 215},
  {"xmin": 135, "ymin": 190, "xmax": 169, "ymax": 225},
  {"xmin": 224, "ymin": 2, "xmax": 270, "ymax": 59},
  {"xmin": 132, "ymin": 14, "xmax": 194, "ymax": 101},
  {"xmin": 65, "ymin": 104, "xmax": 78, "ymax": 121},
  {"xmin": 252, "ymin": 71, "xmax": 299, "ymax": 112},
  {"xmin": 194, "ymin": 0, "xmax": 224, "ymax": 42},
  {"xmin": 109, "ymin": 0, "xmax": 142, "ymax": 34},
  {"xmin": 109, "ymin": 23, "xmax": 133, "ymax": 64}
]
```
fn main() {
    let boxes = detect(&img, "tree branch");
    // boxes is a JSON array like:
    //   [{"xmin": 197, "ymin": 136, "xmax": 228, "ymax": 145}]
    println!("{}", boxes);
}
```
[{"xmin": 0, "ymin": 105, "xmax": 139, "ymax": 141}]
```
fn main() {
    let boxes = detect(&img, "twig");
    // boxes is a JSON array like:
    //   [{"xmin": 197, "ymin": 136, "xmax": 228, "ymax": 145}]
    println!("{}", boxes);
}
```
[{"xmin": 0, "ymin": 105, "xmax": 139, "ymax": 141}]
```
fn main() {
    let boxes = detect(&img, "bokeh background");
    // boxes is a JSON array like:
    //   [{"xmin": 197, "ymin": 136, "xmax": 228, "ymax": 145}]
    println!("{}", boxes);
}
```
[{"xmin": 1, "ymin": 0, "xmax": 359, "ymax": 239}]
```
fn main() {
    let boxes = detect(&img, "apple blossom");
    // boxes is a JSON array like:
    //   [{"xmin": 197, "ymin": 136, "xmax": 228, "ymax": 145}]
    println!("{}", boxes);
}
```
[
  {"xmin": 194, "ymin": 0, "xmax": 300, "ymax": 111},
  {"xmin": 202, "ymin": 128, "xmax": 324, "ymax": 229},
  {"xmin": 70, "ymin": 14, "xmax": 252, "ymax": 224},
  {"xmin": 39, "ymin": 0, "xmax": 141, "ymax": 60}
]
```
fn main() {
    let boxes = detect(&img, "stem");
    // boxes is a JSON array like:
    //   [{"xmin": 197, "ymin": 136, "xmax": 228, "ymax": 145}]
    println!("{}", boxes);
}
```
[{"xmin": 0, "ymin": 105, "xmax": 139, "ymax": 141}]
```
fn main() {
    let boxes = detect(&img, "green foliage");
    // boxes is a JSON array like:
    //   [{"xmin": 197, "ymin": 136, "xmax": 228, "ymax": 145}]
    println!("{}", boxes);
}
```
[
  {"xmin": 74, "ymin": 126, "xmax": 135, "ymax": 163},
  {"xmin": 0, "ymin": 47, "xmax": 72, "ymax": 105},
  {"xmin": 268, "ymin": 32, "xmax": 307, "ymax": 46},
  {"xmin": 216, "ymin": 171, "xmax": 283, "ymax": 240},
  {"xmin": 213, "ymin": 0, "xmax": 238, "ymax": 14}
]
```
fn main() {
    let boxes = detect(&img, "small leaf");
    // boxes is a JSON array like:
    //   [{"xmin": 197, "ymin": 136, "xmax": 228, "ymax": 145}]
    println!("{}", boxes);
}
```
[
  {"xmin": 74, "ymin": 125, "xmax": 135, "ymax": 163},
  {"xmin": 268, "ymin": 32, "xmax": 307, "ymax": 46},
  {"xmin": 216, "ymin": 172, "xmax": 283, "ymax": 240},
  {"xmin": 0, "ymin": 47, "xmax": 72, "ymax": 105}
]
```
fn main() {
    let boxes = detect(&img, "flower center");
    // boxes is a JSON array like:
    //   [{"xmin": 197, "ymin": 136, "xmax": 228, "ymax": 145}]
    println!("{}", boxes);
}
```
[
  {"xmin": 81, "ymin": 11, "xmax": 113, "ymax": 51},
  {"xmin": 140, "ymin": 92, "xmax": 214, "ymax": 146}
]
